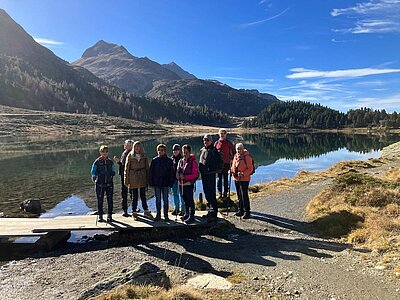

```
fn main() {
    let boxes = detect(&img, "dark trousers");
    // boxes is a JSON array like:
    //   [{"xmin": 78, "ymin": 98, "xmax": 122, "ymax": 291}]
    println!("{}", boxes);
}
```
[
  {"xmin": 202, "ymin": 173, "xmax": 217, "ymax": 216},
  {"xmin": 217, "ymin": 163, "xmax": 230, "ymax": 196},
  {"xmin": 95, "ymin": 183, "xmax": 113, "ymax": 216},
  {"xmin": 182, "ymin": 185, "xmax": 195, "ymax": 217},
  {"xmin": 154, "ymin": 186, "xmax": 169, "ymax": 217},
  {"xmin": 120, "ymin": 176, "xmax": 132, "ymax": 212},
  {"xmin": 234, "ymin": 181, "xmax": 250, "ymax": 213},
  {"xmin": 131, "ymin": 187, "xmax": 148, "ymax": 211}
]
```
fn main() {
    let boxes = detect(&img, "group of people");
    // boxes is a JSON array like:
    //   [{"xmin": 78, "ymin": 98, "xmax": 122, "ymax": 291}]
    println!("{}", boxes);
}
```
[{"xmin": 90, "ymin": 129, "xmax": 254, "ymax": 223}]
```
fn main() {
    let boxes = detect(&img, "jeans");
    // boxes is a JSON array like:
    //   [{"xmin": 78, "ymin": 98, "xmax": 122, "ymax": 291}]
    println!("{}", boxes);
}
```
[
  {"xmin": 171, "ymin": 180, "xmax": 184, "ymax": 211},
  {"xmin": 234, "ymin": 181, "xmax": 250, "ymax": 213},
  {"xmin": 182, "ymin": 184, "xmax": 195, "ymax": 217},
  {"xmin": 201, "ymin": 173, "xmax": 217, "ymax": 216},
  {"xmin": 95, "ymin": 183, "xmax": 113, "ymax": 216},
  {"xmin": 131, "ymin": 187, "xmax": 148, "ymax": 211},
  {"xmin": 154, "ymin": 186, "xmax": 169, "ymax": 217},
  {"xmin": 217, "ymin": 163, "xmax": 230, "ymax": 196}
]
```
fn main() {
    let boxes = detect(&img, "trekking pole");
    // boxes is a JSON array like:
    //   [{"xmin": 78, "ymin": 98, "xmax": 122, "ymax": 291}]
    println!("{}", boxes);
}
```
[
  {"xmin": 227, "ymin": 170, "xmax": 232, "ymax": 216},
  {"xmin": 176, "ymin": 180, "xmax": 182, "ymax": 222},
  {"xmin": 180, "ymin": 180, "xmax": 185, "ymax": 222}
]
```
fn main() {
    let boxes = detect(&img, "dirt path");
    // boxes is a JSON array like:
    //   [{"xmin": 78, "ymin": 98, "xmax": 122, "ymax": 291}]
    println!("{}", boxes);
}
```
[{"xmin": 1, "ymin": 165, "xmax": 399, "ymax": 299}]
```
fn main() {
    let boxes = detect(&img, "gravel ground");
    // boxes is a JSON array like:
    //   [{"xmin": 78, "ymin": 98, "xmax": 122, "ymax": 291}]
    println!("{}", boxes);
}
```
[{"xmin": 0, "ymin": 160, "xmax": 399, "ymax": 300}]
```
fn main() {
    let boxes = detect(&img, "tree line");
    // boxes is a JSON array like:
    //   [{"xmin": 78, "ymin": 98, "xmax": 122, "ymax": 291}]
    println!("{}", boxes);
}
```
[{"xmin": 243, "ymin": 101, "xmax": 400, "ymax": 129}]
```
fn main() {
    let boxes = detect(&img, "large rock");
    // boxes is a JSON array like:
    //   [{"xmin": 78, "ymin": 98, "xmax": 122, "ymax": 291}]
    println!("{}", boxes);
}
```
[
  {"xmin": 186, "ymin": 273, "xmax": 232, "ymax": 290},
  {"xmin": 20, "ymin": 198, "xmax": 41, "ymax": 214},
  {"xmin": 78, "ymin": 262, "xmax": 170, "ymax": 300}
]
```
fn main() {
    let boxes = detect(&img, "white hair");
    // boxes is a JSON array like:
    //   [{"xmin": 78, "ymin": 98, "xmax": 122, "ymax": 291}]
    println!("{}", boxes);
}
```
[{"xmin": 235, "ymin": 143, "xmax": 244, "ymax": 150}]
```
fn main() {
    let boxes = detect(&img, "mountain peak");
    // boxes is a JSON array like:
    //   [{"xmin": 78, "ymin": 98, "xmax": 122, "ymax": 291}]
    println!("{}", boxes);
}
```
[
  {"xmin": 81, "ymin": 40, "xmax": 132, "ymax": 59},
  {"xmin": 162, "ymin": 62, "xmax": 196, "ymax": 80}
]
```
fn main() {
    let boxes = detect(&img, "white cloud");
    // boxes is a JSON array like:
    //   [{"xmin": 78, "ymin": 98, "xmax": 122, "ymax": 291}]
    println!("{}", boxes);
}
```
[
  {"xmin": 331, "ymin": 0, "xmax": 400, "ymax": 34},
  {"xmin": 239, "ymin": 7, "xmax": 290, "ymax": 28},
  {"xmin": 213, "ymin": 76, "xmax": 274, "ymax": 82},
  {"xmin": 34, "ymin": 37, "xmax": 64, "ymax": 47},
  {"xmin": 287, "ymin": 67, "xmax": 400, "ymax": 79},
  {"xmin": 352, "ymin": 94, "xmax": 400, "ymax": 110}
]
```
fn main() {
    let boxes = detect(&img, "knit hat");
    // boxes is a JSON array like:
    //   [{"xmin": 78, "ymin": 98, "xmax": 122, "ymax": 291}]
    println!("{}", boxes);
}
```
[
  {"xmin": 172, "ymin": 144, "xmax": 181, "ymax": 150},
  {"xmin": 203, "ymin": 134, "xmax": 213, "ymax": 141}
]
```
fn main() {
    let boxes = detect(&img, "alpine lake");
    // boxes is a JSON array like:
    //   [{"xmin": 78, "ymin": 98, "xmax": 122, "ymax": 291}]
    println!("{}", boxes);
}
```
[{"xmin": 1, "ymin": 132, "xmax": 400, "ymax": 218}]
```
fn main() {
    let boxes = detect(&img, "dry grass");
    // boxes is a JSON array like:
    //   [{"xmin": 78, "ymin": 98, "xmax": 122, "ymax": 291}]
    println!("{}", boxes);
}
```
[
  {"xmin": 226, "ymin": 271, "xmax": 247, "ymax": 284},
  {"xmin": 306, "ymin": 159, "xmax": 400, "ymax": 276},
  {"xmin": 247, "ymin": 157, "xmax": 389, "ymax": 201},
  {"xmin": 94, "ymin": 284, "xmax": 238, "ymax": 300},
  {"xmin": 94, "ymin": 285, "xmax": 204, "ymax": 300}
]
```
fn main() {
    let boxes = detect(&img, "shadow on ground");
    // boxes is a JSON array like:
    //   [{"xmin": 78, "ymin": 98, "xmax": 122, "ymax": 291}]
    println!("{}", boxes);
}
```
[{"xmin": 0, "ymin": 216, "xmax": 349, "ymax": 277}]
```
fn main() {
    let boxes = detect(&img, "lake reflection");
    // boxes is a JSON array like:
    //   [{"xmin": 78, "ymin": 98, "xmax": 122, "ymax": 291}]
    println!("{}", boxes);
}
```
[{"xmin": 0, "ymin": 132, "xmax": 399, "ymax": 217}]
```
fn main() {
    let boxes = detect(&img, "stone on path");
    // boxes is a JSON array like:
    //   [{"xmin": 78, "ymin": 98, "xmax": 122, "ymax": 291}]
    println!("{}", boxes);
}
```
[
  {"xmin": 78, "ymin": 262, "xmax": 170, "ymax": 300},
  {"xmin": 186, "ymin": 273, "xmax": 232, "ymax": 290}
]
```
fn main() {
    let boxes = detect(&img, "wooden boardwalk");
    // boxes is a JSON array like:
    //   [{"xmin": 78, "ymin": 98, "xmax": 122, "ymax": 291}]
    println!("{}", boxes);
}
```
[{"xmin": 0, "ymin": 211, "xmax": 225, "ymax": 239}]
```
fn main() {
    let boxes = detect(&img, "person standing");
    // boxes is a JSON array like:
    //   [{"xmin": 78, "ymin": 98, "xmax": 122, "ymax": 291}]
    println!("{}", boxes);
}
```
[
  {"xmin": 149, "ymin": 144, "xmax": 175, "ymax": 222},
  {"xmin": 176, "ymin": 144, "xmax": 198, "ymax": 223},
  {"xmin": 124, "ymin": 141, "xmax": 152, "ymax": 220},
  {"xmin": 214, "ymin": 128, "xmax": 235, "ymax": 198},
  {"xmin": 199, "ymin": 134, "xmax": 223, "ymax": 219},
  {"xmin": 231, "ymin": 143, "xmax": 254, "ymax": 219},
  {"xmin": 113, "ymin": 139, "xmax": 133, "ymax": 217},
  {"xmin": 91, "ymin": 145, "xmax": 115, "ymax": 222},
  {"xmin": 170, "ymin": 144, "xmax": 184, "ymax": 216}
]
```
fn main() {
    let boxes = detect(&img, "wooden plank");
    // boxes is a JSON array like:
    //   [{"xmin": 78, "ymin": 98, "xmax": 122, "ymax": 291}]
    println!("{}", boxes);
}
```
[{"xmin": 0, "ymin": 212, "xmax": 225, "ymax": 238}]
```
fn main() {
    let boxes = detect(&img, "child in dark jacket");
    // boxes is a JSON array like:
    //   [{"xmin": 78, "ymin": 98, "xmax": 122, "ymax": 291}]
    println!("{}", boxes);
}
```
[
  {"xmin": 149, "ymin": 144, "xmax": 175, "ymax": 221},
  {"xmin": 91, "ymin": 145, "xmax": 115, "ymax": 222}
]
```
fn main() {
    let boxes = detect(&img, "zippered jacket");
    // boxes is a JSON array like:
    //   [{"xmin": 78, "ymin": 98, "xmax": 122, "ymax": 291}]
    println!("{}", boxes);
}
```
[
  {"xmin": 230, "ymin": 150, "xmax": 254, "ymax": 182},
  {"xmin": 91, "ymin": 157, "xmax": 115, "ymax": 185},
  {"xmin": 177, "ymin": 153, "xmax": 199, "ymax": 186}
]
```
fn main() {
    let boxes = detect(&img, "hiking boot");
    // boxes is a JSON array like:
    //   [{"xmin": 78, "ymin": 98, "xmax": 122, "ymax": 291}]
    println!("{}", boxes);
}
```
[
  {"xmin": 243, "ymin": 212, "xmax": 251, "ymax": 219},
  {"xmin": 144, "ymin": 210, "xmax": 153, "ymax": 219},
  {"xmin": 201, "ymin": 211, "xmax": 214, "ymax": 219},
  {"xmin": 98, "ymin": 215, "xmax": 105, "ymax": 223},
  {"xmin": 218, "ymin": 192, "xmax": 223, "ymax": 199},
  {"xmin": 234, "ymin": 211, "xmax": 244, "ymax": 217},
  {"xmin": 164, "ymin": 216, "xmax": 170, "ymax": 222},
  {"xmin": 171, "ymin": 209, "xmax": 178, "ymax": 216},
  {"xmin": 185, "ymin": 216, "xmax": 195, "ymax": 224},
  {"xmin": 132, "ymin": 212, "xmax": 138, "ymax": 220},
  {"xmin": 107, "ymin": 215, "xmax": 113, "ymax": 222},
  {"xmin": 122, "ymin": 211, "xmax": 130, "ymax": 217},
  {"xmin": 178, "ymin": 210, "xmax": 184, "ymax": 216},
  {"xmin": 154, "ymin": 214, "xmax": 161, "ymax": 222},
  {"xmin": 181, "ymin": 215, "xmax": 188, "ymax": 221}
]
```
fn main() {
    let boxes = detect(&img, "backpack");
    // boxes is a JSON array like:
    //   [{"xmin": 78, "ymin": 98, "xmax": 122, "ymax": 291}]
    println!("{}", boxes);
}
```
[
  {"xmin": 208, "ymin": 147, "xmax": 224, "ymax": 173},
  {"xmin": 244, "ymin": 154, "xmax": 256, "ymax": 175}
]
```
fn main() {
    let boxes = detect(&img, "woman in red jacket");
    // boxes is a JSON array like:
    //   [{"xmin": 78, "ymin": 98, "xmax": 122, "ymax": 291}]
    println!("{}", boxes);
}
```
[
  {"xmin": 231, "ymin": 143, "xmax": 254, "ymax": 219},
  {"xmin": 176, "ymin": 144, "xmax": 199, "ymax": 224}
]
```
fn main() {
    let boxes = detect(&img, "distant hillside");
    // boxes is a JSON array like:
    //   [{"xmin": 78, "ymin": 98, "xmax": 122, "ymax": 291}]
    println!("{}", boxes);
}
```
[
  {"xmin": 243, "ymin": 101, "xmax": 400, "ymax": 129},
  {"xmin": 0, "ymin": 9, "xmax": 230, "ymax": 126},
  {"xmin": 146, "ymin": 79, "xmax": 279, "ymax": 117},
  {"xmin": 75, "ymin": 41, "xmax": 279, "ymax": 117},
  {"xmin": 73, "ymin": 40, "xmax": 183, "ymax": 94}
]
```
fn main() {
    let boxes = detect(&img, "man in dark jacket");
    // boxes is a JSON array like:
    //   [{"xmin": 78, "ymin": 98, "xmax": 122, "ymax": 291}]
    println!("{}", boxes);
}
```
[
  {"xmin": 199, "ymin": 134, "xmax": 222, "ymax": 219},
  {"xmin": 113, "ymin": 139, "xmax": 133, "ymax": 217},
  {"xmin": 149, "ymin": 144, "xmax": 175, "ymax": 221}
]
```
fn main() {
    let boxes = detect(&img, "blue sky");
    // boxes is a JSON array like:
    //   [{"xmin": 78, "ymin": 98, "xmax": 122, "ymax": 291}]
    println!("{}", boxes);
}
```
[{"xmin": 1, "ymin": 0, "xmax": 399, "ymax": 112}]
